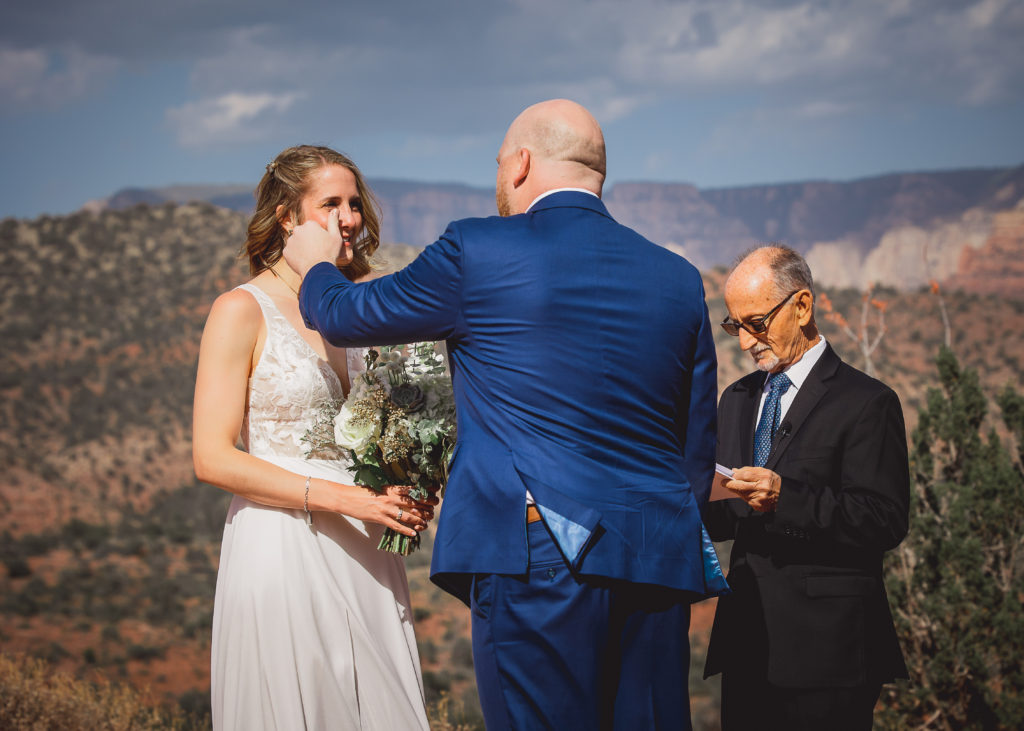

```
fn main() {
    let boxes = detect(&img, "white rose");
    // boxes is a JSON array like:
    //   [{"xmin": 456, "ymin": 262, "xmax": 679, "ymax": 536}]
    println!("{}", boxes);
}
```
[{"xmin": 333, "ymin": 403, "xmax": 381, "ymax": 454}]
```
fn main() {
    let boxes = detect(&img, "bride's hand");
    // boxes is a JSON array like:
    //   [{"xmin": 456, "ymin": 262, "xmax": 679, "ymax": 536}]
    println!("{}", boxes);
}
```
[{"xmin": 345, "ymin": 485, "xmax": 433, "ymax": 537}]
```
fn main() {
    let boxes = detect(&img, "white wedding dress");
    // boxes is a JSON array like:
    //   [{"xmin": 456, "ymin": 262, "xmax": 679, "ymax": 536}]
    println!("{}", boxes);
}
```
[{"xmin": 210, "ymin": 283, "xmax": 429, "ymax": 730}]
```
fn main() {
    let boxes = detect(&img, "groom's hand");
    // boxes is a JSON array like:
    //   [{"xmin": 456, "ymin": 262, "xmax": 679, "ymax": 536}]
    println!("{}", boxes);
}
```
[{"xmin": 282, "ymin": 209, "xmax": 350, "ymax": 280}]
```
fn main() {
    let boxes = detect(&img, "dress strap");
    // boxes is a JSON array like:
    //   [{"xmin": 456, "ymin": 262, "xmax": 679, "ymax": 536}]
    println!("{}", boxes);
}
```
[
  {"xmin": 236, "ymin": 283, "xmax": 290, "ymax": 330},
  {"xmin": 234, "ymin": 282, "xmax": 291, "ymax": 363},
  {"xmin": 236, "ymin": 282, "xmax": 273, "ymax": 310}
]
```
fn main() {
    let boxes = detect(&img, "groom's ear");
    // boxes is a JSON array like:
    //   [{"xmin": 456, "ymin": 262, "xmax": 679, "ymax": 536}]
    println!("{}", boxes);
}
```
[{"xmin": 513, "ymin": 147, "xmax": 531, "ymax": 188}]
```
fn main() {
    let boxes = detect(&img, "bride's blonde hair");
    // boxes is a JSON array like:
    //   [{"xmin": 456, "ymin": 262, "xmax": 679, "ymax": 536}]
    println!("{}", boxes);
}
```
[{"xmin": 244, "ymin": 145, "xmax": 381, "ymax": 281}]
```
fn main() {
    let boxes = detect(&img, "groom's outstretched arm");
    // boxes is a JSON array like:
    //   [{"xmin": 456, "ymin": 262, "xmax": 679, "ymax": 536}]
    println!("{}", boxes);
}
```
[{"xmin": 299, "ymin": 228, "xmax": 463, "ymax": 347}]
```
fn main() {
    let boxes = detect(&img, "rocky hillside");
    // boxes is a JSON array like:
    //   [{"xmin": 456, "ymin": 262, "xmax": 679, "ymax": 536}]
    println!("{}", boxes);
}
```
[
  {"xmin": 1, "ymin": 201, "xmax": 1021, "ymax": 729},
  {"xmin": 86, "ymin": 164, "xmax": 1024, "ymax": 293}
]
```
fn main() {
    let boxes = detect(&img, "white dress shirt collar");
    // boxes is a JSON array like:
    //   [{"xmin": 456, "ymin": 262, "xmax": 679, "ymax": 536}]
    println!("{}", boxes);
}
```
[
  {"xmin": 764, "ymin": 335, "xmax": 827, "ymax": 393},
  {"xmin": 755, "ymin": 335, "xmax": 827, "ymax": 426},
  {"xmin": 526, "ymin": 188, "xmax": 599, "ymax": 212}
]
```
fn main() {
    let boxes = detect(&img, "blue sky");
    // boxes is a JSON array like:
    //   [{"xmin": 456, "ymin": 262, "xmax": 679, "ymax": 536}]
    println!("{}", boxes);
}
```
[{"xmin": 2, "ymin": 0, "xmax": 1022, "ymax": 220}]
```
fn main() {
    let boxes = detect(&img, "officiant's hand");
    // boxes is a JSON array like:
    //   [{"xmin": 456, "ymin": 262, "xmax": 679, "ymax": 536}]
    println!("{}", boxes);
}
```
[
  {"xmin": 282, "ymin": 208, "xmax": 353, "ymax": 280},
  {"xmin": 725, "ymin": 466, "xmax": 781, "ymax": 513}
]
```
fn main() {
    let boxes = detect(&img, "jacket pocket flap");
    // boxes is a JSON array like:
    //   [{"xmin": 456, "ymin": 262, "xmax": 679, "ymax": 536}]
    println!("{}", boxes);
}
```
[{"xmin": 805, "ymin": 575, "xmax": 875, "ymax": 597}]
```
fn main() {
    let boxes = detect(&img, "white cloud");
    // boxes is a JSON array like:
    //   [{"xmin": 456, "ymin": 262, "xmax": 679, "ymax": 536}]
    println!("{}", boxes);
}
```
[
  {"xmin": 794, "ymin": 101, "xmax": 856, "ymax": 119},
  {"xmin": 0, "ymin": 45, "xmax": 117, "ymax": 111},
  {"xmin": 166, "ymin": 90, "xmax": 305, "ymax": 147},
  {"xmin": 5, "ymin": 1, "xmax": 1022, "ymax": 158},
  {"xmin": 197, "ymin": 2, "xmax": 1022, "ymax": 134}
]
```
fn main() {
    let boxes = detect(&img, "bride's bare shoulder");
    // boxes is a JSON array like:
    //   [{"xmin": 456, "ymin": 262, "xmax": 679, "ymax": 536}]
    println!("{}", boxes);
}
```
[{"xmin": 205, "ymin": 286, "xmax": 263, "ymax": 331}]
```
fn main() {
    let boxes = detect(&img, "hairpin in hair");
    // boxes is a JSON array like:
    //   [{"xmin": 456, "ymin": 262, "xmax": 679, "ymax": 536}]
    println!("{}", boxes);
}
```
[{"xmin": 266, "ymin": 161, "xmax": 278, "ymax": 174}]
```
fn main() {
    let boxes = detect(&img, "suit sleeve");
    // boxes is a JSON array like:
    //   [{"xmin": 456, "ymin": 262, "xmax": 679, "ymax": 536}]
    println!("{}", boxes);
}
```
[
  {"xmin": 683, "ymin": 287, "xmax": 718, "ymax": 508},
  {"xmin": 771, "ymin": 387, "xmax": 910, "ymax": 551},
  {"xmin": 703, "ymin": 395, "xmax": 746, "ymax": 541},
  {"xmin": 300, "ymin": 227, "xmax": 463, "ymax": 346}
]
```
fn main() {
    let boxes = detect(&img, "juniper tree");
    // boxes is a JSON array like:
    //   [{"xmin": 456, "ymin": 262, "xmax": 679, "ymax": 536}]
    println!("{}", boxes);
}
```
[{"xmin": 880, "ymin": 347, "xmax": 1024, "ymax": 730}]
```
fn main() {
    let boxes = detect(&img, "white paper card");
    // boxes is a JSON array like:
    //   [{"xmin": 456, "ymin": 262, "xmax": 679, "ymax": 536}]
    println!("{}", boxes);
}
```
[{"xmin": 709, "ymin": 463, "xmax": 737, "ymax": 501}]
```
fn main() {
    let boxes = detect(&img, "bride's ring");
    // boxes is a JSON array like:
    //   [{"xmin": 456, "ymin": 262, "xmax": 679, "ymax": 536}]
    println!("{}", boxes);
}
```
[{"xmin": 397, "ymin": 508, "xmax": 403, "ymax": 522}]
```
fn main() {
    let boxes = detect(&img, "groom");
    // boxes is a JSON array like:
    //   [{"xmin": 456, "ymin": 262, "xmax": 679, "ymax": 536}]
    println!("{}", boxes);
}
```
[{"xmin": 284, "ymin": 99, "xmax": 717, "ymax": 729}]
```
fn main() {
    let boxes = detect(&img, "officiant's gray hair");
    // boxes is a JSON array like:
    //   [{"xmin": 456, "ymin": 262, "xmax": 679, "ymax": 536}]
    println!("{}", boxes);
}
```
[
  {"xmin": 734, "ymin": 244, "xmax": 815, "ymax": 304},
  {"xmin": 244, "ymin": 145, "xmax": 381, "ymax": 281}
]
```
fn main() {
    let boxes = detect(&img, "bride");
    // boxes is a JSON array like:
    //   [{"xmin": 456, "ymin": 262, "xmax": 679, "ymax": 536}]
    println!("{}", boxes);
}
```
[{"xmin": 192, "ymin": 145, "xmax": 433, "ymax": 730}]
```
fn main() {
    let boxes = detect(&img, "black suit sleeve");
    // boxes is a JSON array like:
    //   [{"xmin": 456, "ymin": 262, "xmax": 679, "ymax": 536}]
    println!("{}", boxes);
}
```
[
  {"xmin": 703, "ymin": 394, "xmax": 748, "ymax": 542},
  {"xmin": 704, "ymin": 497, "xmax": 748, "ymax": 542},
  {"xmin": 771, "ymin": 387, "xmax": 910, "ymax": 551}
]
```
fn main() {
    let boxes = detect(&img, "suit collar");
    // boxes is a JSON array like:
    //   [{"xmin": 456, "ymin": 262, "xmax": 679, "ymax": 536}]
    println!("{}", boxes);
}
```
[
  {"xmin": 730, "ymin": 372, "xmax": 763, "ymax": 466},
  {"xmin": 730, "ymin": 343, "xmax": 843, "ymax": 467},
  {"xmin": 764, "ymin": 343, "xmax": 842, "ymax": 468},
  {"xmin": 526, "ymin": 189, "xmax": 612, "ymax": 219}
]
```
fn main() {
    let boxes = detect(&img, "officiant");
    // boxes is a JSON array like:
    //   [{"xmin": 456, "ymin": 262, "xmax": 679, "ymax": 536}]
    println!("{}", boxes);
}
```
[{"xmin": 704, "ymin": 245, "xmax": 910, "ymax": 730}]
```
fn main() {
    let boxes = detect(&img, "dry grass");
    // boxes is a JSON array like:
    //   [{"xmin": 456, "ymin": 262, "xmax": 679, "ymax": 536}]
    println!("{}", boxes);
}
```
[
  {"xmin": 0, "ymin": 652, "xmax": 204, "ymax": 730},
  {"xmin": 427, "ymin": 692, "xmax": 480, "ymax": 731}
]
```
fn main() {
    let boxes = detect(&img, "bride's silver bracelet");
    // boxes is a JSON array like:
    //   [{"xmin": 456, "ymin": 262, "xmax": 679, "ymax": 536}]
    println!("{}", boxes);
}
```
[{"xmin": 303, "ymin": 476, "xmax": 314, "ymax": 528}]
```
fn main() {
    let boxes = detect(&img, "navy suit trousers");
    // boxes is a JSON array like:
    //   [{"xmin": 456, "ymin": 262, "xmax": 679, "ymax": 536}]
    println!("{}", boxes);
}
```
[{"xmin": 470, "ymin": 519, "xmax": 693, "ymax": 730}]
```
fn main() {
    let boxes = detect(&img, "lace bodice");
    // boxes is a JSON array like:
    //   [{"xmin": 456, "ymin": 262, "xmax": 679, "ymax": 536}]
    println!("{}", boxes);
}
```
[{"xmin": 237, "ymin": 283, "xmax": 359, "ymax": 460}]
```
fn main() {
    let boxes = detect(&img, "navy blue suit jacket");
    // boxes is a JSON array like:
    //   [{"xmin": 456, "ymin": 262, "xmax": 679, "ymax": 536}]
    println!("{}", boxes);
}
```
[{"xmin": 300, "ymin": 191, "xmax": 718, "ymax": 604}]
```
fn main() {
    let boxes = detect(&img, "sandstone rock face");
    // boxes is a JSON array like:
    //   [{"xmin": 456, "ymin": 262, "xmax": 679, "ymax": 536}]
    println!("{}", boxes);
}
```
[
  {"xmin": 863, "ymin": 208, "xmax": 992, "ymax": 289},
  {"xmin": 808, "ymin": 207, "xmax": 992, "ymax": 291},
  {"xmin": 946, "ymin": 199, "xmax": 1024, "ymax": 299},
  {"xmin": 805, "ymin": 241, "xmax": 864, "ymax": 290}
]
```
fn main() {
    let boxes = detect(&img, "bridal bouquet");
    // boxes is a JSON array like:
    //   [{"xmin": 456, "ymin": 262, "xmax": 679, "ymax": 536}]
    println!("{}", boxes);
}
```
[{"xmin": 332, "ymin": 343, "xmax": 456, "ymax": 555}]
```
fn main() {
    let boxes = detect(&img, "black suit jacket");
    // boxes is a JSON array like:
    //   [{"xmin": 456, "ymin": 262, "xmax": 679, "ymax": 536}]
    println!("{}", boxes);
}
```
[{"xmin": 704, "ymin": 343, "xmax": 909, "ymax": 688}]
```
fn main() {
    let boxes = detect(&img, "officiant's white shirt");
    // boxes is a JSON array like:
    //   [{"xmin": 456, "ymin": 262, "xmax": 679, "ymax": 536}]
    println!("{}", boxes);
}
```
[{"xmin": 754, "ymin": 335, "xmax": 827, "ymax": 426}]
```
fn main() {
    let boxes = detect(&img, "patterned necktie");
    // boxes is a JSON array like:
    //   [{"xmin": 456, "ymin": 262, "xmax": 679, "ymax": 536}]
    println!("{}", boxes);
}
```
[{"xmin": 753, "ymin": 372, "xmax": 792, "ymax": 467}]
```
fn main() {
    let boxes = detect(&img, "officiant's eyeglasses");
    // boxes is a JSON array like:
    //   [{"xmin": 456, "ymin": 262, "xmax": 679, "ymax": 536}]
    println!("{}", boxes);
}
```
[{"xmin": 720, "ymin": 290, "xmax": 799, "ymax": 336}]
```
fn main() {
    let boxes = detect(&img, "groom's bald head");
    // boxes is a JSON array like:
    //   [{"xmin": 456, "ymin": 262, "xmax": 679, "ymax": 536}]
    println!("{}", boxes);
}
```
[
  {"xmin": 495, "ymin": 99, "xmax": 606, "ymax": 216},
  {"xmin": 507, "ymin": 100, "xmax": 606, "ymax": 178}
]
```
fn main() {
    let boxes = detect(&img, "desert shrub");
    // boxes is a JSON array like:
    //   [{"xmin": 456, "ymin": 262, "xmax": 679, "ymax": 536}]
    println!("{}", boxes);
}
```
[
  {"xmin": 418, "ymin": 638, "xmax": 438, "ymax": 664},
  {"xmin": 442, "ymin": 617, "xmax": 460, "ymax": 641},
  {"xmin": 40, "ymin": 642, "xmax": 70, "ymax": 665},
  {"xmin": 65, "ymin": 519, "xmax": 110, "ymax": 551},
  {"xmin": 450, "ymin": 636, "xmax": 474, "ymax": 670},
  {"xmin": 421, "ymin": 669, "xmax": 452, "ymax": 705},
  {"xmin": 126, "ymin": 643, "xmax": 165, "ymax": 661},
  {"xmin": 177, "ymin": 689, "xmax": 212, "ymax": 729},
  {"xmin": 5, "ymin": 556, "xmax": 31, "ymax": 579}
]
